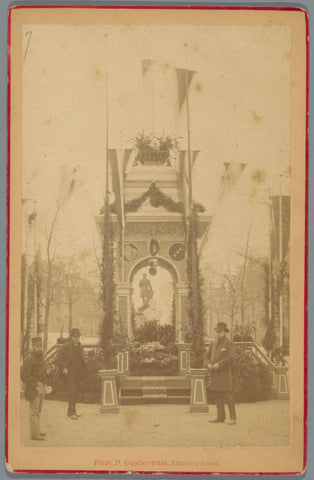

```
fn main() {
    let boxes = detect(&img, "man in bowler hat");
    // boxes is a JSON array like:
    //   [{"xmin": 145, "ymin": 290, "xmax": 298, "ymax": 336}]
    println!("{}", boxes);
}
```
[
  {"xmin": 57, "ymin": 328, "xmax": 87, "ymax": 420},
  {"xmin": 207, "ymin": 322, "xmax": 237, "ymax": 425},
  {"xmin": 21, "ymin": 337, "xmax": 47, "ymax": 440}
]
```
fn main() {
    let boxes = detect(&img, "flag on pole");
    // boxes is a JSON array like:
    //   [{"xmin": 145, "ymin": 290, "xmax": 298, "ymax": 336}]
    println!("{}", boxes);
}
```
[
  {"xmin": 179, "ymin": 150, "xmax": 189, "ymax": 223},
  {"xmin": 108, "ymin": 149, "xmax": 132, "ymax": 228},
  {"xmin": 179, "ymin": 150, "xmax": 199, "ymax": 224},
  {"xmin": 217, "ymin": 162, "xmax": 247, "ymax": 202},
  {"xmin": 176, "ymin": 68, "xmax": 195, "ymax": 110},
  {"xmin": 192, "ymin": 150, "xmax": 199, "ymax": 166},
  {"xmin": 57, "ymin": 165, "xmax": 81, "ymax": 206},
  {"xmin": 270, "ymin": 195, "xmax": 290, "ymax": 261},
  {"xmin": 199, "ymin": 162, "xmax": 246, "ymax": 256},
  {"xmin": 142, "ymin": 59, "xmax": 152, "ymax": 76}
]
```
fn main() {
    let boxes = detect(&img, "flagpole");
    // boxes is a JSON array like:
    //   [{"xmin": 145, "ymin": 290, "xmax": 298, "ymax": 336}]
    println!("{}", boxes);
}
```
[
  {"xmin": 105, "ymin": 70, "xmax": 109, "ymax": 204},
  {"xmin": 268, "ymin": 189, "xmax": 273, "ymax": 332},
  {"xmin": 184, "ymin": 69, "xmax": 193, "ymax": 211},
  {"xmin": 104, "ymin": 69, "xmax": 110, "ymax": 308},
  {"xmin": 151, "ymin": 60, "xmax": 154, "ymax": 132},
  {"xmin": 278, "ymin": 175, "xmax": 283, "ymax": 347}
]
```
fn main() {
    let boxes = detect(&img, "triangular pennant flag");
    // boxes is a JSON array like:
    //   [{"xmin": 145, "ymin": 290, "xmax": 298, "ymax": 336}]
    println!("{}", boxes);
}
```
[
  {"xmin": 270, "ymin": 195, "xmax": 290, "ymax": 261},
  {"xmin": 142, "ymin": 59, "xmax": 152, "ymax": 76},
  {"xmin": 123, "ymin": 149, "xmax": 133, "ymax": 174},
  {"xmin": 57, "ymin": 165, "xmax": 81, "ymax": 206},
  {"xmin": 176, "ymin": 68, "xmax": 195, "ymax": 110},
  {"xmin": 192, "ymin": 151, "xmax": 200, "ymax": 166},
  {"xmin": 218, "ymin": 162, "xmax": 247, "ymax": 201}
]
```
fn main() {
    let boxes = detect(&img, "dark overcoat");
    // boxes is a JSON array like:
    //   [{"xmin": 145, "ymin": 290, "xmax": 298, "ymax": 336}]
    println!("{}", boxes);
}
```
[
  {"xmin": 56, "ymin": 341, "xmax": 87, "ymax": 378},
  {"xmin": 21, "ymin": 352, "xmax": 47, "ymax": 401},
  {"xmin": 207, "ymin": 336, "xmax": 235, "ymax": 391}
]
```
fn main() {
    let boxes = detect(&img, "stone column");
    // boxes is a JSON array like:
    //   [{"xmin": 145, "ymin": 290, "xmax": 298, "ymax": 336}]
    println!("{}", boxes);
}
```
[
  {"xmin": 116, "ymin": 283, "xmax": 133, "ymax": 340},
  {"xmin": 190, "ymin": 368, "xmax": 209, "ymax": 413},
  {"xmin": 174, "ymin": 282, "xmax": 189, "ymax": 343},
  {"xmin": 176, "ymin": 343, "xmax": 192, "ymax": 376},
  {"xmin": 275, "ymin": 367, "xmax": 289, "ymax": 399},
  {"xmin": 117, "ymin": 352, "xmax": 124, "ymax": 374},
  {"xmin": 122, "ymin": 345, "xmax": 131, "ymax": 375},
  {"xmin": 99, "ymin": 369, "xmax": 119, "ymax": 413}
]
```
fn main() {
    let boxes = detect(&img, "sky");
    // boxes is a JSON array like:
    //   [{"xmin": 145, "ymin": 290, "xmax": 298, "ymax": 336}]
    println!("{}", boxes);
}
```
[{"xmin": 21, "ymin": 23, "xmax": 291, "ymax": 284}]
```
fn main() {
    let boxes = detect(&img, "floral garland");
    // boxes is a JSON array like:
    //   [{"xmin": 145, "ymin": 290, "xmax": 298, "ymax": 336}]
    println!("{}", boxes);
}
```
[{"xmin": 105, "ymin": 183, "xmax": 205, "ymax": 215}]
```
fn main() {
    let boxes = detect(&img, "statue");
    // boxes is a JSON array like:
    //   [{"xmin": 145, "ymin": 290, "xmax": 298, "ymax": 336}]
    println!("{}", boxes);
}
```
[{"xmin": 139, "ymin": 273, "xmax": 154, "ymax": 308}]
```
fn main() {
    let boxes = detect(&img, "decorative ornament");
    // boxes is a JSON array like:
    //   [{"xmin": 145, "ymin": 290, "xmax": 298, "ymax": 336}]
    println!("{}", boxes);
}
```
[
  {"xmin": 150, "ymin": 238, "xmax": 160, "ymax": 256},
  {"xmin": 121, "ymin": 243, "xmax": 138, "ymax": 262},
  {"xmin": 148, "ymin": 258, "xmax": 158, "ymax": 276},
  {"xmin": 169, "ymin": 243, "xmax": 186, "ymax": 261}
]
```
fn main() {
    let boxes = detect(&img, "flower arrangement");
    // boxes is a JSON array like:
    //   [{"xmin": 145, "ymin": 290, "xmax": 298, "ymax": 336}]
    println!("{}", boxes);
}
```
[
  {"xmin": 130, "ymin": 341, "xmax": 178, "ymax": 376},
  {"xmin": 130, "ymin": 321, "xmax": 178, "ymax": 376},
  {"xmin": 134, "ymin": 132, "xmax": 179, "ymax": 166}
]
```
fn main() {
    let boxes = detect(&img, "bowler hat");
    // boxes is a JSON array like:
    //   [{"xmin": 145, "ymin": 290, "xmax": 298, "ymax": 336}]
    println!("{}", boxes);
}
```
[
  {"xmin": 31, "ymin": 337, "xmax": 43, "ymax": 346},
  {"xmin": 214, "ymin": 322, "xmax": 229, "ymax": 332},
  {"xmin": 70, "ymin": 328, "xmax": 81, "ymax": 337}
]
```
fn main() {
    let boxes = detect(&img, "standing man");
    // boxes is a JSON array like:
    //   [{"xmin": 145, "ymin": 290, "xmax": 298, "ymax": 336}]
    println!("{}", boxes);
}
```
[
  {"xmin": 207, "ymin": 322, "xmax": 237, "ymax": 425},
  {"xmin": 21, "ymin": 337, "xmax": 47, "ymax": 441},
  {"xmin": 57, "ymin": 328, "xmax": 87, "ymax": 420}
]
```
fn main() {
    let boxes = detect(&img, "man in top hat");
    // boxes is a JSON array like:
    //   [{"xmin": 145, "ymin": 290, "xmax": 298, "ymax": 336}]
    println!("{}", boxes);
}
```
[
  {"xmin": 57, "ymin": 328, "xmax": 87, "ymax": 420},
  {"xmin": 21, "ymin": 337, "xmax": 48, "ymax": 441},
  {"xmin": 207, "ymin": 322, "xmax": 237, "ymax": 425}
]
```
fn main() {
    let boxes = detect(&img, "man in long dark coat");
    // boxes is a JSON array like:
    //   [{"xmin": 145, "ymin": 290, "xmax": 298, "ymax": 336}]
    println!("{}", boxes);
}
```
[
  {"xmin": 207, "ymin": 322, "xmax": 237, "ymax": 425},
  {"xmin": 57, "ymin": 328, "xmax": 87, "ymax": 420},
  {"xmin": 21, "ymin": 337, "xmax": 48, "ymax": 440}
]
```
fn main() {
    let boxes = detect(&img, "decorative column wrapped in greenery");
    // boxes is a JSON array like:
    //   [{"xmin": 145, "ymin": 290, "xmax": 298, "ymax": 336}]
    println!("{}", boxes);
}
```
[
  {"xmin": 99, "ymin": 198, "xmax": 117, "ymax": 367},
  {"xmin": 186, "ymin": 209, "xmax": 206, "ymax": 367}
]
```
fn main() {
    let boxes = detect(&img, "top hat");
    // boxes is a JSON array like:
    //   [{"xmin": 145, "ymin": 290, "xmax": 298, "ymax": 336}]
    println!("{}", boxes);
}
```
[
  {"xmin": 214, "ymin": 322, "xmax": 229, "ymax": 333},
  {"xmin": 70, "ymin": 328, "xmax": 81, "ymax": 337},
  {"xmin": 31, "ymin": 337, "xmax": 43, "ymax": 346}
]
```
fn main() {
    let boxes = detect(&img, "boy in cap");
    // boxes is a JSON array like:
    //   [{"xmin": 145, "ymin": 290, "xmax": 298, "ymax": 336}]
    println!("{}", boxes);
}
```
[
  {"xmin": 21, "ymin": 337, "xmax": 47, "ymax": 441},
  {"xmin": 57, "ymin": 328, "xmax": 87, "ymax": 420},
  {"xmin": 207, "ymin": 322, "xmax": 237, "ymax": 425}
]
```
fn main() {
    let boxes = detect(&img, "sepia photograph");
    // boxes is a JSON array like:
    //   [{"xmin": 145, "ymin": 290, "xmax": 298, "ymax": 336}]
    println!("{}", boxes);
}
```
[{"xmin": 6, "ymin": 6, "xmax": 307, "ymax": 475}]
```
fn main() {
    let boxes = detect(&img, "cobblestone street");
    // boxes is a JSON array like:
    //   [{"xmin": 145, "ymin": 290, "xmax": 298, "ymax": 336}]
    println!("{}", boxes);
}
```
[{"xmin": 20, "ymin": 399, "xmax": 290, "ymax": 447}]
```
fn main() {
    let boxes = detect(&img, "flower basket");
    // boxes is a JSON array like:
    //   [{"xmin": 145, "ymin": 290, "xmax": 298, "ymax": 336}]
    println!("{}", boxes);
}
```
[{"xmin": 134, "ymin": 132, "xmax": 178, "ymax": 166}]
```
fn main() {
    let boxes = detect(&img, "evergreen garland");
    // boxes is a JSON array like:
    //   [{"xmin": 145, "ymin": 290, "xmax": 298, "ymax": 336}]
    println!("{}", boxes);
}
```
[
  {"xmin": 104, "ymin": 182, "xmax": 205, "ymax": 216},
  {"xmin": 185, "ymin": 209, "xmax": 206, "ymax": 367},
  {"xmin": 99, "ymin": 200, "xmax": 117, "ymax": 367}
]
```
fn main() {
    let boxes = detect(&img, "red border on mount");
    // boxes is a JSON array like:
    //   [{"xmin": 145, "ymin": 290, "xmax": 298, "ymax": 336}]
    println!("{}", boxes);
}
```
[
  {"xmin": 5, "ymin": 4, "xmax": 308, "ymax": 476},
  {"xmin": 5, "ymin": 4, "xmax": 12, "ymax": 470}
]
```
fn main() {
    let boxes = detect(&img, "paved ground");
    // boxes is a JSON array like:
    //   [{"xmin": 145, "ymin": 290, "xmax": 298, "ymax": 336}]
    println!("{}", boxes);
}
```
[{"xmin": 20, "ymin": 399, "xmax": 290, "ymax": 447}]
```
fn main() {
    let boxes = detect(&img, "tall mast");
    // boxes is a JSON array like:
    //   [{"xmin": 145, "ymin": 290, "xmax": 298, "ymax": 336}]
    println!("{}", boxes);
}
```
[
  {"xmin": 278, "ymin": 175, "xmax": 283, "ymax": 346},
  {"xmin": 268, "ymin": 189, "xmax": 273, "ymax": 331},
  {"xmin": 104, "ymin": 69, "xmax": 110, "ymax": 308},
  {"xmin": 184, "ymin": 69, "xmax": 193, "ymax": 211},
  {"xmin": 105, "ymin": 70, "xmax": 109, "ymax": 205}
]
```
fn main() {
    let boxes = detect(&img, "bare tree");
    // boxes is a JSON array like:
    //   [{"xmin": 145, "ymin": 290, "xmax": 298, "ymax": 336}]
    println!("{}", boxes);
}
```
[
  {"xmin": 58, "ymin": 257, "xmax": 83, "ymax": 334},
  {"xmin": 41, "ymin": 167, "xmax": 81, "ymax": 350}
]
